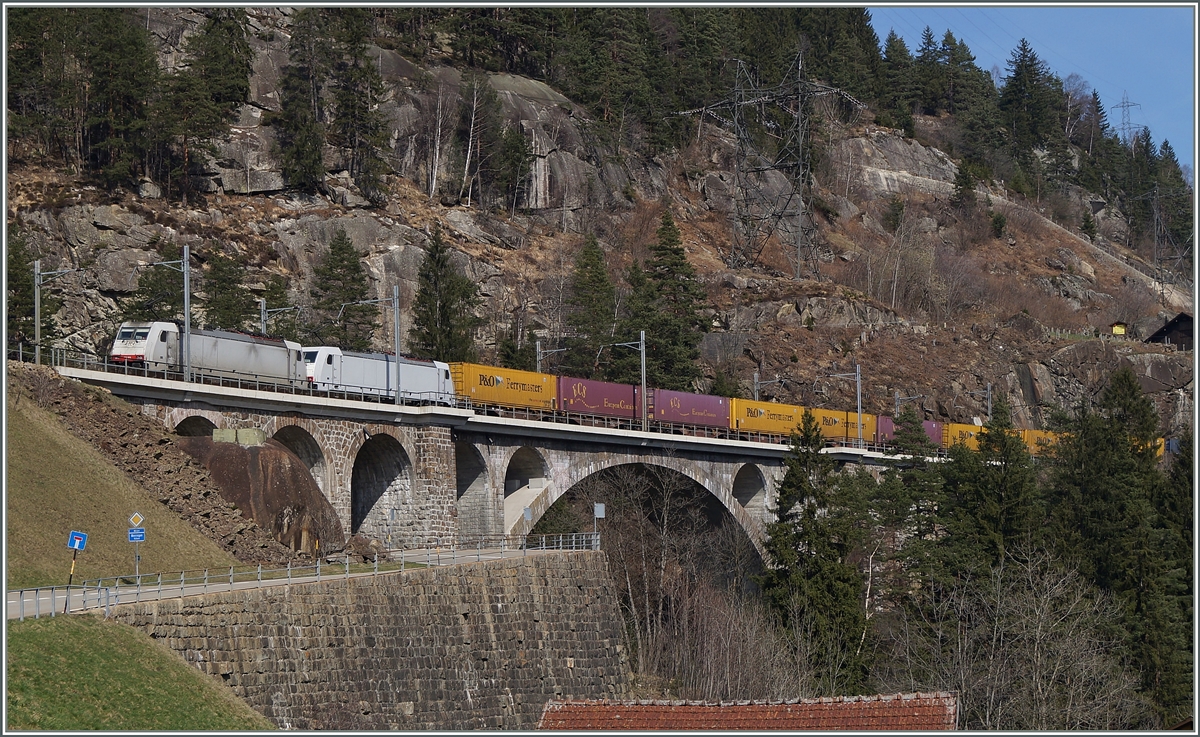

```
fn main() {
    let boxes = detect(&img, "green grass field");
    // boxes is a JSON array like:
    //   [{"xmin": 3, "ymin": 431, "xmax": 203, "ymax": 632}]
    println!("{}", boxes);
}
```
[
  {"xmin": 6, "ymin": 614, "xmax": 273, "ymax": 730},
  {"xmin": 6, "ymin": 391, "xmax": 239, "ymax": 590}
]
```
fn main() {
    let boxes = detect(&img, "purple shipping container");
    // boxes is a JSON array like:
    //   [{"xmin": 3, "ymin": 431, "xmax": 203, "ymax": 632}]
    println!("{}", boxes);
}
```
[
  {"xmin": 923, "ymin": 420, "xmax": 944, "ymax": 447},
  {"xmin": 652, "ymin": 389, "xmax": 729, "ymax": 427},
  {"xmin": 877, "ymin": 415, "xmax": 896, "ymax": 444},
  {"xmin": 558, "ymin": 376, "xmax": 641, "ymax": 418}
]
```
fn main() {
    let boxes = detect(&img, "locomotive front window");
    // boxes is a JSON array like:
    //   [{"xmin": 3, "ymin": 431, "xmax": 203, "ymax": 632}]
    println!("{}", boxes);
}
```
[
  {"xmin": 117, "ymin": 327, "xmax": 138, "ymax": 340},
  {"xmin": 303, "ymin": 351, "xmax": 318, "ymax": 363},
  {"xmin": 134, "ymin": 328, "xmax": 150, "ymax": 340}
]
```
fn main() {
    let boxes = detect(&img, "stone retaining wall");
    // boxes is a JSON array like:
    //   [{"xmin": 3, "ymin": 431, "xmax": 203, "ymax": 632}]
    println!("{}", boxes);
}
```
[{"xmin": 110, "ymin": 552, "xmax": 630, "ymax": 730}]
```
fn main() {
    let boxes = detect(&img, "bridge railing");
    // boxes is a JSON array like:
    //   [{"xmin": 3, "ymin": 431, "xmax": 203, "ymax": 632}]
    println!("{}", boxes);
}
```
[{"xmin": 8, "ymin": 533, "xmax": 599, "ymax": 620}]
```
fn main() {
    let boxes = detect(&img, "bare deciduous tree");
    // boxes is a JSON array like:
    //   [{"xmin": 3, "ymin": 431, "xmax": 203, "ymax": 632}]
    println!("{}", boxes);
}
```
[{"xmin": 873, "ymin": 547, "xmax": 1155, "ymax": 730}]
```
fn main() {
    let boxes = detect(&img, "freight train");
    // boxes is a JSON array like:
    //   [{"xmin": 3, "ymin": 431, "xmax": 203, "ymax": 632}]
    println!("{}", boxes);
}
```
[{"xmin": 112, "ymin": 322, "xmax": 1160, "ymax": 458}]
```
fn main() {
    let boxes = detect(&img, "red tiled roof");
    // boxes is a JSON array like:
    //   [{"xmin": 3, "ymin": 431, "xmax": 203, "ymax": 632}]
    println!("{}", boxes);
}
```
[{"xmin": 538, "ymin": 692, "xmax": 958, "ymax": 731}]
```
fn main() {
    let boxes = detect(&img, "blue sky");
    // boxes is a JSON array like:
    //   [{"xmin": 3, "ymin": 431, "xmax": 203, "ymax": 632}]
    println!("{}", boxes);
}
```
[{"xmin": 865, "ymin": 5, "xmax": 1196, "ymax": 183}]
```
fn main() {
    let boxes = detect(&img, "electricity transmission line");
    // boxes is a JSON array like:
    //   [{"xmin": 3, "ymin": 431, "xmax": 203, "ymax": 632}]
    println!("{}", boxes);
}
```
[{"xmin": 676, "ymin": 52, "xmax": 865, "ymax": 278}]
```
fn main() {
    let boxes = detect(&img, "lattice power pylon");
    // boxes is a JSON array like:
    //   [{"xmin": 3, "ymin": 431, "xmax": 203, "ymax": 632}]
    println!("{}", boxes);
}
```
[{"xmin": 677, "ymin": 52, "xmax": 865, "ymax": 278}]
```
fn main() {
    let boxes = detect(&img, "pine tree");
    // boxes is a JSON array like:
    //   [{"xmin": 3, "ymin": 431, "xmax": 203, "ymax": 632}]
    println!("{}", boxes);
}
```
[
  {"xmin": 998, "ymin": 38, "xmax": 1068, "ymax": 173},
  {"xmin": 310, "ymin": 227, "xmax": 377, "ymax": 350},
  {"xmin": 152, "ymin": 67, "xmax": 226, "ymax": 205},
  {"xmin": 497, "ymin": 320, "xmax": 537, "ymax": 371},
  {"xmin": 203, "ymin": 250, "xmax": 255, "ymax": 331},
  {"xmin": 913, "ymin": 26, "xmax": 944, "ymax": 115},
  {"xmin": 328, "ymin": 9, "xmax": 390, "ymax": 203},
  {"xmin": 938, "ymin": 398, "xmax": 1041, "ymax": 576},
  {"xmin": 563, "ymin": 236, "xmax": 617, "ymax": 379},
  {"xmin": 1155, "ymin": 140, "xmax": 1193, "ymax": 265},
  {"xmin": 407, "ymin": 225, "xmax": 482, "ymax": 362},
  {"xmin": 188, "ymin": 9, "xmax": 254, "ymax": 122},
  {"xmin": 495, "ymin": 125, "xmax": 533, "ymax": 215},
  {"xmin": 879, "ymin": 404, "xmax": 943, "ymax": 546},
  {"xmin": 76, "ymin": 9, "xmax": 159, "ymax": 186},
  {"xmin": 610, "ymin": 211, "xmax": 707, "ymax": 390},
  {"xmin": 261, "ymin": 274, "xmax": 300, "ymax": 341},
  {"xmin": 276, "ymin": 8, "xmax": 332, "ymax": 192},
  {"xmin": 1046, "ymin": 368, "xmax": 1189, "ymax": 719},
  {"xmin": 880, "ymin": 30, "xmax": 916, "ymax": 134},
  {"xmin": 756, "ymin": 410, "xmax": 871, "ymax": 694}
]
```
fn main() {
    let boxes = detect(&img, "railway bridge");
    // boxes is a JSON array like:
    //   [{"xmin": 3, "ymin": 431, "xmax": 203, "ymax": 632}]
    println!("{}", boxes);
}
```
[{"xmin": 56, "ymin": 364, "xmax": 888, "ymax": 557}]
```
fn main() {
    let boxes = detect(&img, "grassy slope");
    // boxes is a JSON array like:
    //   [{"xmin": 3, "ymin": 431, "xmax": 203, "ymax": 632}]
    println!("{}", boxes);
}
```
[
  {"xmin": 5, "ymin": 387, "xmax": 276, "ymax": 730},
  {"xmin": 6, "ymin": 390, "xmax": 239, "ymax": 590},
  {"xmin": 6, "ymin": 614, "xmax": 273, "ymax": 730}
]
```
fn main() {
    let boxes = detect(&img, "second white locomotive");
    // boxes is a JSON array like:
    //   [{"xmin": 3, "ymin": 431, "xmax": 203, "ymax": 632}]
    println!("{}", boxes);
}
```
[{"xmin": 302, "ymin": 346, "xmax": 456, "ymax": 405}]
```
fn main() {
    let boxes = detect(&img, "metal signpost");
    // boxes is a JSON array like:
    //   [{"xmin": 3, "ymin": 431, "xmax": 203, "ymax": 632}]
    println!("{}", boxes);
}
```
[
  {"xmin": 593, "ymin": 502, "xmax": 605, "ymax": 536},
  {"xmin": 65, "ymin": 531, "xmax": 88, "ymax": 613},
  {"xmin": 128, "ymin": 512, "xmax": 146, "ymax": 577}
]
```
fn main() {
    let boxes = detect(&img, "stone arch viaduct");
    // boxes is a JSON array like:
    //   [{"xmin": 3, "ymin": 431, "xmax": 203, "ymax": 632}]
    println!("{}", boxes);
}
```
[{"xmin": 57, "ymin": 367, "xmax": 897, "ymax": 558}]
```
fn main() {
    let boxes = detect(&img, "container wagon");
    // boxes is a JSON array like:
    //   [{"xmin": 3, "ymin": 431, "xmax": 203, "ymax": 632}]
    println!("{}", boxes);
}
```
[
  {"xmin": 111, "ymin": 321, "xmax": 305, "ymax": 387},
  {"xmin": 1022, "ymin": 429, "xmax": 1057, "ymax": 456},
  {"xmin": 558, "ymin": 376, "xmax": 641, "ymax": 418},
  {"xmin": 843, "ymin": 411, "xmax": 877, "ymax": 447},
  {"xmin": 806, "ymin": 407, "xmax": 849, "ymax": 442},
  {"xmin": 730, "ymin": 398, "xmax": 805, "ymax": 436},
  {"xmin": 651, "ymin": 389, "xmax": 729, "ymax": 428},
  {"xmin": 943, "ymin": 422, "xmax": 981, "ymax": 450},
  {"xmin": 450, "ymin": 363, "xmax": 557, "ymax": 410},
  {"xmin": 303, "ymin": 346, "xmax": 454, "ymax": 405}
]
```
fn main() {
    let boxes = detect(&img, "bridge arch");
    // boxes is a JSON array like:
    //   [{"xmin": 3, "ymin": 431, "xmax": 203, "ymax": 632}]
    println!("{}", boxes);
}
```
[
  {"xmin": 503, "ymin": 447, "xmax": 548, "ymax": 533},
  {"xmin": 272, "ymin": 424, "xmax": 329, "ymax": 499},
  {"xmin": 166, "ymin": 408, "xmax": 226, "ymax": 435},
  {"xmin": 519, "ymin": 452, "xmax": 766, "ymax": 557},
  {"xmin": 732, "ymin": 463, "xmax": 768, "ymax": 518},
  {"xmin": 350, "ymin": 431, "xmax": 413, "ymax": 541},
  {"xmin": 175, "ymin": 415, "xmax": 218, "ymax": 437}
]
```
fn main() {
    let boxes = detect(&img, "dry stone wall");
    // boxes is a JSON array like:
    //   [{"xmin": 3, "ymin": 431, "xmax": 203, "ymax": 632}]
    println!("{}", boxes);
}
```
[{"xmin": 110, "ymin": 552, "xmax": 630, "ymax": 730}]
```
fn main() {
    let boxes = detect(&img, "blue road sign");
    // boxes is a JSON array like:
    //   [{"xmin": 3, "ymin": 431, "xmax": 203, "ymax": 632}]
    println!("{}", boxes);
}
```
[
  {"xmin": 68, "ymin": 531, "xmax": 88, "ymax": 551},
  {"xmin": 128, "ymin": 528, "xmax": 146, "ymax": 543}
]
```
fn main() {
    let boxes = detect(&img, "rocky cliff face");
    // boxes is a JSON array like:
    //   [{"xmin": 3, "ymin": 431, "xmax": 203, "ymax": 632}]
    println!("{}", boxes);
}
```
[{"xmin": 10, "ymin": 8, "xmax": 1192, "ymax": 438}]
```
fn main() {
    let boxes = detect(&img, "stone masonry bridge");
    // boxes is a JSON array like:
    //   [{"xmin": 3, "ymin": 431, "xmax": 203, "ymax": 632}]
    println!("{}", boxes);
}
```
[{"xmin": 57, "ymin": 366, "xmax": 885, "ymax": 557}]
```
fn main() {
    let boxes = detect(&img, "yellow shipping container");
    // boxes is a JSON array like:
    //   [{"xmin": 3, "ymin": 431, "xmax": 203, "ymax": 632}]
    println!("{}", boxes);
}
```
[
  {"xmin": 730, "ymin": 399, "xmax": 805, "ymax": 434},
  {"xmin": 1022, "ymin": 429, "xmax": 1057, "ymax": 456},
  {"xmin": 943, "ymin": 422, "xmax": 981, "ymax": 450},
  {"xmin": 449, "ymin": 363, "xmax": 557, "ymax": 410},
  {"xmin": 807, "ymin": 408, "xmax": 847, "ymax": 441},
  {"xmin": 843, "ymin": 411, "xmax": 877, "ymax": 446}
]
